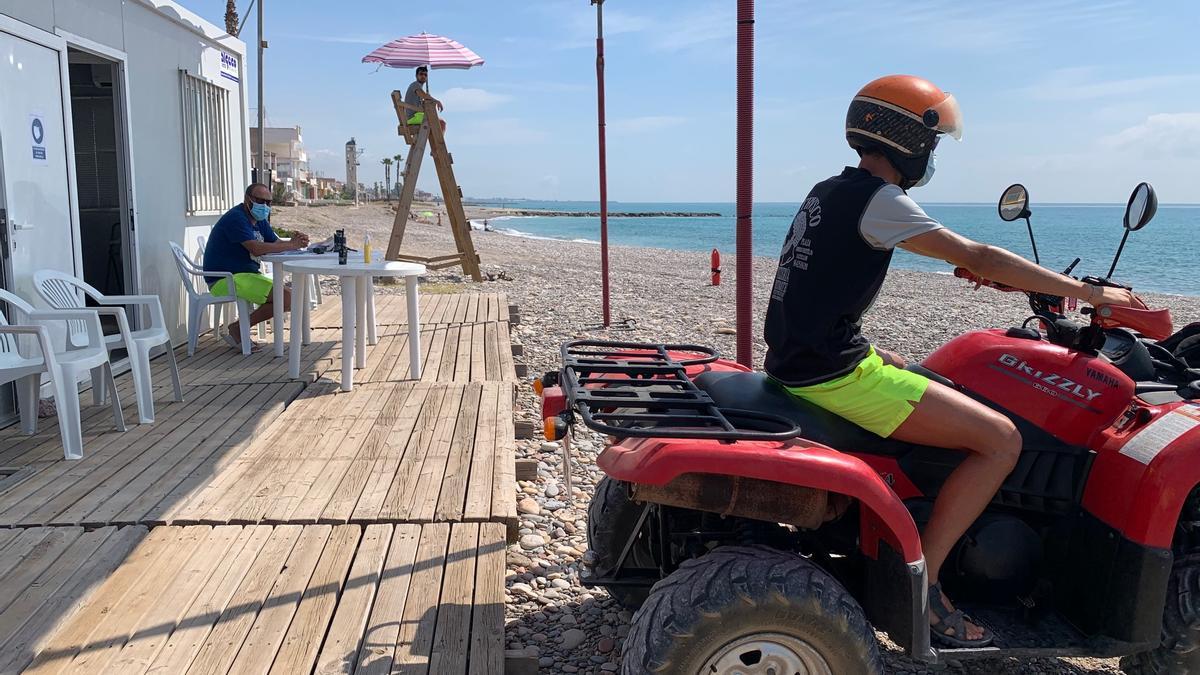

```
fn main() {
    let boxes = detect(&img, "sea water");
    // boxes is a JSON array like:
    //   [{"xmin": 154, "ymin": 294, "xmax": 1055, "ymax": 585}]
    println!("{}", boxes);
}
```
[{"xmin": 472, "ymin": 200, "xmax": 1200, "ymax": 297}]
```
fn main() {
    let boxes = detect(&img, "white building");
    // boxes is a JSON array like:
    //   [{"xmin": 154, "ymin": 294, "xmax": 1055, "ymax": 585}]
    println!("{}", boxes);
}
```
[
  {"xmin": 251, "ymin": 126, "xmax": 309, "ymax": 201},
  {"xmin": 0, "ymin": 0, "xmax": 250, "ymax": 421}
]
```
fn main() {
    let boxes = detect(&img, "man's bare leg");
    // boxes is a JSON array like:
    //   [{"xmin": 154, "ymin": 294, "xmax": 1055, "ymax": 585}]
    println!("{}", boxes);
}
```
[
  {"xmin": 229, "ymin": 288, "xmax": 292, "ymax": 345},
  {"xmin": 889, "ymin": 380, "xmax": 1022, "ymax": 641}
]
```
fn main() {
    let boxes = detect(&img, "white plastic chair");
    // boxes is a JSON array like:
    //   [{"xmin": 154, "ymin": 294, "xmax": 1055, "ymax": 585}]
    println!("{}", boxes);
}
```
[
  {"xmin": 34, "ymin": 269, "xmax": 183, "ymax": 424},
  {"xmin": 170, "ymin": 241, "xmax": 253, "ymax": 357},
  {"xmin": 0, "ymin": 288, "xmax": 125, "ymax": 460}
]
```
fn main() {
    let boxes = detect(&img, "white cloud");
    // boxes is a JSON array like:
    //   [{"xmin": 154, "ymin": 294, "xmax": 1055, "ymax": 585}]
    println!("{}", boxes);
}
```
[
  {"xmin": 1023, "ymin": 68, "xmax": 1200, "ymax": 102},
  {"xmin": 438, "ymin": 87, "xmax": 512, "ymax": 113},
  {"xmin": 610, "ymin": 115, "xmax": 688, "ymax": 133},
  {"xmin": 1099, "ymin": 113, "xmax": 1200, "ymax": 158}
]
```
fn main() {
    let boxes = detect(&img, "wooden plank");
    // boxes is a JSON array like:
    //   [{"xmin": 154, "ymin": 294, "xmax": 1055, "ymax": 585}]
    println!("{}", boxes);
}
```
[
  {"xmin": 498, "ymin": 296, "xmax": 511, "ymax": 323},
  {"xmin": 396, "ymin": 385, "xmax": 463, "ymax": 522},
  {"xmin": 311, "ymin": 523, "xmax": 390, "ymax": 675},
  {"xmin": 20, "ymin": 526, "xmax": 183, "ymax": 674},
  {"xmin": 355, "ymin": 524, "xmax": 421, "ymax": 675},
  {"xmin": 435, "ymin": 383, "xmax": 483, "ymax": 522},
  {"xmin": 124, "ymin": 383, "xmax": 302, "ymax": 526},
  {"xmin": 103, "ymin": 382, "xmax": 297, "ymax": 525},
  {"xmin": 484, "ymin": 322, "xmax": 501, "ymax": 382},
  {"xmin": 0, "ymin": 527, "xmax": 140, "ymax": 675},
  {"xmin": 497, "ymin": 323, "xmax": 517, "ymax": 380},
  {"xmin": 0, "ymin": 527, "xmax": 51, "ymax": 580},
  {"xmin": 267, "ymin": 524, "xmax": 360, "ymax": 675},
  {"xmin": 469, "ymin": 523, "xmax": 506, "ymax": 675},
  {"xmin": 453, "ymin": 326, "xmax": 473, "ymax": 383},
  {"xmin": 0, "ymin": 527, "xmax": 84, "ymax": 615},
  {"xmin": 0, "ymin": 527, "xmax": 114, "ymax": 659},
  {"xmin": 427, "ymin": 523, "xmax": 478, "ymax": 675},
  {"xmin": 393, "ymin": 522, "xmax": 449, "ymax": 674},
  {"xmin": 55, "ymin": 528, "xmax": 208, "ymax": 675},
  {"xmin": 143, "ymin": 525, "xmax": 271, "ymax": 675},
  {"xmin": 387, "ymin": 122, "xmax": 428, "ymax": 259},
  {"xmin": 0, "ymin": 527, "xmax": 18, "ymax": 552},
  {"xmin": 227, "ymin": 525, "xmax": 333, "ymax": 675},
  {"xmin": 318, "ymin": 384, "xmax": 414, "ymax": 523},
  {"xmin": 469, "ymin": 324, "xmax": 486, "ymax": 383},
  {"xmin": 351, "ymin": 385, "xmax": 432, "ymax": 523},
  {"xmin": 463, "ymin": 384, "xmax": 500, "ymax": 521},
  {"xmin": 492, "ymin": 383, "xmax": 518, "ymax": 531},
  {"xmin": 106, "ymin": 526, "xmax": 244, "ymax": 675},
  {"xmin": 184, "ymin": 524, "xmax": 303, "ymax": 675}
]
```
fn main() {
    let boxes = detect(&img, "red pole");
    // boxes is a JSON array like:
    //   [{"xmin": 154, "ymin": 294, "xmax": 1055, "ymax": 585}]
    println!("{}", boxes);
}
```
[
  {"xmin": 735, "ymin": 0, "xmax": 754, "ymax": 366},
  {"xmin": 594, "ymin": 0, "xmax": 611, "ymax": 327}
]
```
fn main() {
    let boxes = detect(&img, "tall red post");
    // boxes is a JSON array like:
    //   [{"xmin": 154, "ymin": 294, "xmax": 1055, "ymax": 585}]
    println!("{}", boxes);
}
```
[
  {"xmin": 735, "ymin": 0, "xmax": 754, "ymax": 366},
  {"xmin": 594, "ymin": 0, "xmax": 611, "ymax": 327}
]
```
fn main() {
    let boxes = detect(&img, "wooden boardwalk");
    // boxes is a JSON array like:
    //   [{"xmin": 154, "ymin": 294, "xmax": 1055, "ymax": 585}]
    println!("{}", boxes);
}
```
[{"xmin": 0, "ymin": 291, "xmax": 519, "ymax": 674}]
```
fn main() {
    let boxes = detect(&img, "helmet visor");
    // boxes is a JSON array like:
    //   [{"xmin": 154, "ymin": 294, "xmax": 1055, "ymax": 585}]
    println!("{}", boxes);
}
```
[{"xmin": 928, "ymin": 93, "xmax": 963, "ymax": 140}]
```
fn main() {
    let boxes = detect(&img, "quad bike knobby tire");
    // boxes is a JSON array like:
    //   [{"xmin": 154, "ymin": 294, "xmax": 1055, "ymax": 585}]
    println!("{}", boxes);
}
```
[
  {"xmin": 1120, "ymin": 554, "xmax": 1200, "ymax": 674},
  {"xmin": 623, "ymin": 546, "xmax": 883, "ymax": 675},
  {"xmin": 587, "ymin": 477, "xmax": 656, "ymax": 609}
]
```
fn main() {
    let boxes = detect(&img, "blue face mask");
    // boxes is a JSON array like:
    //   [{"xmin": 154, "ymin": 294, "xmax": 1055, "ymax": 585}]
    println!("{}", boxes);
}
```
[
  {"xmin": 912, "ymin": 150, "xmax": 937, "ymax": 188},
  {"xmin": 250, "ymin": 202, "xmax": 271, "ymax": 221}
]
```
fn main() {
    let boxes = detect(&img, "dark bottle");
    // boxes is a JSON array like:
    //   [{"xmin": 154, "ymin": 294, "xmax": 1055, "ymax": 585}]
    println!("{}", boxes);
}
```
[{"xmin": 335, "ymin": 229, "xmax": 347, "ymax": 265}]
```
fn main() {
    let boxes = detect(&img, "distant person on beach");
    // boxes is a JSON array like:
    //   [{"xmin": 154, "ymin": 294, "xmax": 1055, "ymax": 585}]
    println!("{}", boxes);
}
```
[
  {"xmin": 203, "ymin": 183, "xmax": 309, "ymax": 351},
  {"xmin": 763, "ymin": 75, "xmax": 1145, "ymax": 649},
  {"xmin": 404, "ymin": 66, "xmax": 447, "ymax": 132}
]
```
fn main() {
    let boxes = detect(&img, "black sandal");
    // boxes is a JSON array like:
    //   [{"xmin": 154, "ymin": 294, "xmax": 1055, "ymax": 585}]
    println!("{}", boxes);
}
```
[{"xmin": 928, "ymin": 583, "xmax": 994, "ymax": 648}]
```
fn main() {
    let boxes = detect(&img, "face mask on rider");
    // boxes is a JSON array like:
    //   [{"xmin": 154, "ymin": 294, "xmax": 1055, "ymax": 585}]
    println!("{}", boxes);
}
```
[
  {"xmin": 250, "ymin": 202, "xmax": 271, "ymax": 221},
  {"xmin": 912, "ymin": 150, "xmax": 937, "ymax": 188}
]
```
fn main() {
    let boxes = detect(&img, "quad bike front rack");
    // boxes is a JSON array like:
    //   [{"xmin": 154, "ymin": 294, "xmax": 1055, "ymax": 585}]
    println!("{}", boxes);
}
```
[{"xmin": 557, "ymin": 339, "xmax": 805, "ymax": 442}]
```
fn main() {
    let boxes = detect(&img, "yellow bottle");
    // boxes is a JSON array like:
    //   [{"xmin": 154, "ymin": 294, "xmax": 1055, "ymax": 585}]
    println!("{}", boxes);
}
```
[{"xmin": 363, "ymin": 234, "xmax": 373, "ymax": 264}]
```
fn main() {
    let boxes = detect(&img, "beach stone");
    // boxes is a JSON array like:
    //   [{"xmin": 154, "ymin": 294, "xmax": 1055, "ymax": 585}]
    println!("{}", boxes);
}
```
[
  {"xmin": 540, "ymin": 442, "xmax": 559, "ymax": 452},
  {"xmin": 519, "ymin": 534, "xmax": 544, "ymax": 550},
  {"xmin": 601, "ymin": 663, "xmax": 619, "ymax": 672},
  {"xmin": 597, "ymin": 637, "xmax": 615, "ymax": 653},
  {"xmin": 545, "ymin": 482, "xmax": 560, "ymax": 497},
  {"xmin": 508, "ymin": 552, "xmax": 533, "ymax": 567},
  {"xmin": 560, "ymin": 628, "xmax": 587, "ymax": 650},
  {"xmin": 551, "ymin": 578, "xmax": 571, "ymax": 589},
  {"xmin": 518, "ymin": 497, "xmax": 541, "ymax": 515}
]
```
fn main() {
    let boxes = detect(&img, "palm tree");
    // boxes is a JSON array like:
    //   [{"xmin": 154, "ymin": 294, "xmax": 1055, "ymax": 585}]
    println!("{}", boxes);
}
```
[
  {"xmin": 392, "ymin": 154, "xmax": 404, "ymax": 197},
  {"xmin": 224, "ymin": 0, "xmax": 238, "ymax": 35},
  {"xmin": 381, "ymin": 158, "xmax": 393, "ymax": 202}
]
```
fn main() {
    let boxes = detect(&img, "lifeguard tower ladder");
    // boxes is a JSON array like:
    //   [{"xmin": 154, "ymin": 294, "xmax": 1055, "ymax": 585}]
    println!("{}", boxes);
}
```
[{"xmin": 386, "ymin": 93, "xmax": 482, "ymax": 281}]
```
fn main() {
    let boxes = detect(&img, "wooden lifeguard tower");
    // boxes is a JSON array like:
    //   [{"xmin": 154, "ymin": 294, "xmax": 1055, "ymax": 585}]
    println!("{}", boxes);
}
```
[{"xmin": 386, "ymin": 93, "xmax": 482, "ymax": 281}]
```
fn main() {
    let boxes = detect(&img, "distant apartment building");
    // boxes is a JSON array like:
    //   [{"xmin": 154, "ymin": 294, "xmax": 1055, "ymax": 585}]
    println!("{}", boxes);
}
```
[
  {"xmin": 250, "ymin": 126, "xmax": 310, "ymax": 201},
  {"xmin": 313, "ymin": 176, "xmax": 342, "ymax": 199}
]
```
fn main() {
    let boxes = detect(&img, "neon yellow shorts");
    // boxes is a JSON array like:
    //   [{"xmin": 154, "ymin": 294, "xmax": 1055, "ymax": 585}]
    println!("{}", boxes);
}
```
[
  {"xmin": 782, "ymin": 348, "xmax": 930, "ymax": 438},
  {"xmin": 210, "ymin": 272, "xmax": 272, "ymax": 305},
  {"xmin": 406, "ymin": 112, "xmax": 425, "ymax": 124}
]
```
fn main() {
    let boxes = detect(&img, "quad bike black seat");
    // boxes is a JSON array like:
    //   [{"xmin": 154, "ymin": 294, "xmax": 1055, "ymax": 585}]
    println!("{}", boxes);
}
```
[{"xmin": 694, "ymin": 365, "xmax": 953, "ymax": 457}]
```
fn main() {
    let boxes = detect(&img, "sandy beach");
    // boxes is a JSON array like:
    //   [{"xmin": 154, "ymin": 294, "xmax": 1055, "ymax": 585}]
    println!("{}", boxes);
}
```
[{"xmin": 276, "ymin": 202, "xmax": 1200, "ymax": 674}]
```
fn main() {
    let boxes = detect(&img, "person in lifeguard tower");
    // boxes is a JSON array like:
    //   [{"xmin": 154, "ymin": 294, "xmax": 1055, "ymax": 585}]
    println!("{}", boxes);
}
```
[{"xmin": 403, "ymin": 66, "xmax": 447, "ymax": 132}]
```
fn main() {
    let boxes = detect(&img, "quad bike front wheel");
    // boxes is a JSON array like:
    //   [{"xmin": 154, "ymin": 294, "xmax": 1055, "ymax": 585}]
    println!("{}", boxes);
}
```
[
  {"xmin": 1120, "ymin": 556, "xmax": 1200, "ymax": 674},
  {"xmin": 623, "ymin": 546, "xmax": 883, "ymax": 674}
]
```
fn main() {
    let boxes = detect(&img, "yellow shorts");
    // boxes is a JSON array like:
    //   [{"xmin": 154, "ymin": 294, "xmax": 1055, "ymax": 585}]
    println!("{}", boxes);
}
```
[
  {"xmin": 782, "ymin": 348, "xmax": 930, "ymax": 438},
  {"xmin": 406, "ymin": 112, "xmax": 425, "ymax": 125},
  {"xmin": 210, "ymin": 272, "xmax": 272, "ymax": 306}
]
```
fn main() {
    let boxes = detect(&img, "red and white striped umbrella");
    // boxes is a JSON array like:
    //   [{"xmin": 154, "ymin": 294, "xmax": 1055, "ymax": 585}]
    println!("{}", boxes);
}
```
[{"xmin": 361, "ymin": 32, "xmax": 484, "ymax": 70}]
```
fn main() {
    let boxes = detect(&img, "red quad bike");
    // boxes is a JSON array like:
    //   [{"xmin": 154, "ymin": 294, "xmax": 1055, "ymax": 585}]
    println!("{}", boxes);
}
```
[{"xmin": 536, "ymin": 182, "xmax": 1200, "ymax": 674}]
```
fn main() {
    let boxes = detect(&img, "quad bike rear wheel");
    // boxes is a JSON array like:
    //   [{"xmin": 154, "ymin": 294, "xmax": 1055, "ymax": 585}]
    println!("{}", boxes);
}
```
[
  {"xmin": 587, "ymin": 477, "xmax": 656, "ymax": 609},
  {"xmin": 623, "ymin": 546, "xmax": 883, "ymax": 674}
]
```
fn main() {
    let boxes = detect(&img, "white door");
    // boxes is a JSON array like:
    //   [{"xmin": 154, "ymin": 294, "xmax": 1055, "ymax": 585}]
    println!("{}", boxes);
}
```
[{"xmin": 0, "ymin": 25, "xmax": 77, "ymax": 302}]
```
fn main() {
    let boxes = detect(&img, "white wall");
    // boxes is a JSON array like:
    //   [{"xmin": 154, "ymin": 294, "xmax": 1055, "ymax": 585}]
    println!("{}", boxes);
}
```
[{"xmin": 0, "ymin": 0, "xmax": 248, "ymax": 342}]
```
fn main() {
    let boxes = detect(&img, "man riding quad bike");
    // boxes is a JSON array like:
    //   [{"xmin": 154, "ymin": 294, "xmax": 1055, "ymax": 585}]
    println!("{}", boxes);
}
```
[{"xmin": 537, "ymin": 76, "xmax": 1200, "ymax": 673}]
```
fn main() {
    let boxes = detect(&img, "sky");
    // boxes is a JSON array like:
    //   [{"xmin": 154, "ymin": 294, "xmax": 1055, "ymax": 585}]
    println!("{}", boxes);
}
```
[{"xmin": 181, "ymin": 0, "xmax": 1200, "ymax": 204}]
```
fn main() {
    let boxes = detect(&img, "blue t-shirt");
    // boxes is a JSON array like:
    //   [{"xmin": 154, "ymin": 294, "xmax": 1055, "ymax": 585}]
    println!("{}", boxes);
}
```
[{"xmin": 203, "ymin": 204, "xmax": 278, "ymax": 284}]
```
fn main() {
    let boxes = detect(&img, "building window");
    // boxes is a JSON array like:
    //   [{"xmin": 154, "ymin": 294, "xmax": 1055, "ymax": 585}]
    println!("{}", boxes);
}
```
[{"xmin": 180, "ymin": 71, "xmax": 234, "ymax": 214}]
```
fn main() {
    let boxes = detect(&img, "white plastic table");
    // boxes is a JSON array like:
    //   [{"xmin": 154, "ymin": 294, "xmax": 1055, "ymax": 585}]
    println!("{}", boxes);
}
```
[
  {"xmin": 260, "ymin": 250, "xmax": 373, "ymax": 357},
  {"xmin": 284, "ymin": 259, "xmax": 426, "ymax": 391}
]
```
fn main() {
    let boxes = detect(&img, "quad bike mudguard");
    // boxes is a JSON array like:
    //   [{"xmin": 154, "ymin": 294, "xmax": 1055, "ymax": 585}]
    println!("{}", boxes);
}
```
[{"xmin": 598, "ymin": 437, "xmax": 937, "ymax": 661}]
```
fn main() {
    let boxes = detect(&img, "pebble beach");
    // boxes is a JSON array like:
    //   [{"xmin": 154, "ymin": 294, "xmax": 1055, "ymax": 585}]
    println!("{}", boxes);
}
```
[{"xmin": 276, "ymin": 202, "xmax": 1200, "ymax": 674}]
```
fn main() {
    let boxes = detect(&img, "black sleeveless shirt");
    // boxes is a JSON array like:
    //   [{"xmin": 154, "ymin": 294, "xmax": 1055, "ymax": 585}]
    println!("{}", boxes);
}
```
[{"xmin": 763, "ymin": 168, "xmax": 900, "ymax": 385}]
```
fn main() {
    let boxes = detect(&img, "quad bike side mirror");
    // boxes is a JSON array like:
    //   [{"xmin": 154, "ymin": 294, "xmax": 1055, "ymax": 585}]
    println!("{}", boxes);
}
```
[
  {"xmin": 998, "ymin": 183, "xmax": 1040, "ymax": 265},
  {"xmin": 998, "ymin": 183, "xmax": 1030, "ymax": 222},
  {"xmin": 1108, "ymin": 182, "xmax": 1158, "ymax": 278},
  {"xmin": 1124, "ymin": 182, "xmax": 1158, "ymax": 232}
]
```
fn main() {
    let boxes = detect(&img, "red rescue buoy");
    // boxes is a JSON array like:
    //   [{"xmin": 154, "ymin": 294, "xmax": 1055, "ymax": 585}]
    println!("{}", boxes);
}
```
[{"xmin": 711, "ymin": 249, "xmax": 721, "ymax": 286}]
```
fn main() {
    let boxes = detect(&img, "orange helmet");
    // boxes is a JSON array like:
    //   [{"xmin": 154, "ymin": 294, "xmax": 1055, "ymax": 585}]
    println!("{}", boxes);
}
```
[{"xmin": 846, "ymin": 75, "xmax": 962, "ymax": 186}]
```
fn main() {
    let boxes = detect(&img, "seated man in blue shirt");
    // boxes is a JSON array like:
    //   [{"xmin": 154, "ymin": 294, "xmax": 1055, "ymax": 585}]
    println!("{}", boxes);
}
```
[{"xmin": 203, "ymin": 183, "xmax": 309, "ymax": 350}]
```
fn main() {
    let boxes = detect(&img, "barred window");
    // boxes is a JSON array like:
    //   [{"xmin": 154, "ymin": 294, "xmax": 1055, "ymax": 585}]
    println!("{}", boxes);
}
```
[{"xmin": 180, "ymin": 71, "xmax": 234, "ymax": 214}]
